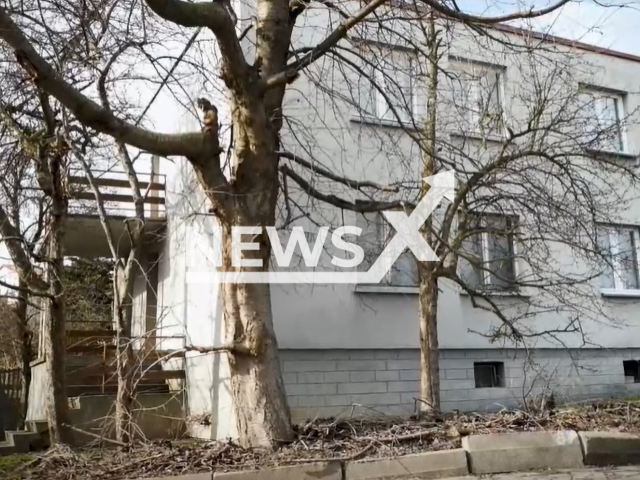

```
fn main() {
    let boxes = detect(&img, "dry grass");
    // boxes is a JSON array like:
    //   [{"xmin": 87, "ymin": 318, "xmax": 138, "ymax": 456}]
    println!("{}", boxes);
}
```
[{"xmin": 16, "ymin": 400, "xmax": 640, "ymax": 480}]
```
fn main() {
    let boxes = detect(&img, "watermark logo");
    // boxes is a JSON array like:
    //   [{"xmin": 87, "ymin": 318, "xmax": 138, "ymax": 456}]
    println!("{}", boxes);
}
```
[{"xmin": 187, "ymin": 171, "xmax": 454, "ymax": 284}]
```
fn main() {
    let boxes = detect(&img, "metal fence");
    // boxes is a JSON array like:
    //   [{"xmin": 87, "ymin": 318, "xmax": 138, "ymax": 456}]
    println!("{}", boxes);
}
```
[{"xmin": 0, "ymin": 368, "xmax": 22, "ymax": 404}]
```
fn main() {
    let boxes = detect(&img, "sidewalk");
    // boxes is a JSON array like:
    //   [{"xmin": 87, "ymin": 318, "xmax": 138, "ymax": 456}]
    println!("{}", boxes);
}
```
[{"xmin": 457, "ymin": 467, "xmax": 640, "ymax": 479}]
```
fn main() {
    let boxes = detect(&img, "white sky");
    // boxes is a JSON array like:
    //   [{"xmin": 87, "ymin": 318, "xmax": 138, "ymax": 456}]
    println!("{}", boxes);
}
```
[{"xmin": 460, "ymin": 0, "xmax": 640, "ymax": 56}]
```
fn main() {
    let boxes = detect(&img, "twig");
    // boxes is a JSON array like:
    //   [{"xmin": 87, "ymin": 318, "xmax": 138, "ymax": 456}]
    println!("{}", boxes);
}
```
[
  {"xmin": 62, "ymin": 423, "xmax": 128, "ymax": 447},
  {"xmin": 359, "ymin": 428, "xmax": 439, "ymax": 443},
  {"xmin": 290, "ymin": 442, "xmax": 375, "ymax": 463}
]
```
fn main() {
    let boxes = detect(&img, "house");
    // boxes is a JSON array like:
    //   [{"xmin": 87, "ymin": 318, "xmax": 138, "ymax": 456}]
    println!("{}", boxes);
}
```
[{"xmin": 25, "ymin": 6, "xmax": 640, "ymax": 442}]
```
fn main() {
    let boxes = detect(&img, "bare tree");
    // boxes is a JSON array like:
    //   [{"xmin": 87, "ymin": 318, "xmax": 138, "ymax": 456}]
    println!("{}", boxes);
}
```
[
  {"xmin": 0, "ymin": 148, "xmax": 47, "ymax": 424},
  {"xmin": 277, "ymin": 7, "xmax": 640, "ymax": 414},
  {"xmin": 0, "ymin": 92, "xmax": 73, "ymax": 444},
  {"xmin": 0, "ymin": 0, "xmax": 582, "ymax": 446}
]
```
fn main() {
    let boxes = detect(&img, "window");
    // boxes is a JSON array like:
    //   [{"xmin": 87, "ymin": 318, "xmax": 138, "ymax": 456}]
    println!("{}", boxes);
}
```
[
  {"xmin": 623, "ymin": 361, "xmax": 640, "ymax": 384},
  {"xmin": 359, "ymin": 212, "xmax": 418, "ymax": 286},
  {"xmin": 460, "ymin": 214, "xmax": 517, "ymax": 290},
  {"xmin": 582, "ymin": 87, "xmax": 626, "ymax": 153},
  {"xmin": 598, "ymin": 225, "xmax": 640, "ymax": 292},
  {"xmin": 358, "ymin": 49, "xmax": 415, "ymax": 123},
  {"xmin": 474, "ymin": 362, "xmax": 505, "ymax": 388},
  {"xmin": 449, "ymin": 59, "xmax": 505, "ymax": 137}
]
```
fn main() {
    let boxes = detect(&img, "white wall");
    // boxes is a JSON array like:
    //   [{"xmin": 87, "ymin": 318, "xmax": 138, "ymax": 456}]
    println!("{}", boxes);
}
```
[
  {"xmin": 266, "ymin": 11, "xmax": 640, "ymax": 351},
  {"xmin": 151, "ymin": 3, "xmax": 640, "ymax": 434}
]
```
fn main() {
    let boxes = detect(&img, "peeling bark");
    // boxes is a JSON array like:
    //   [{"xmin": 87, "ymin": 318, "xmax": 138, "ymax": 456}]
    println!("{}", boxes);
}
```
[
  {"xmin": 418, "ymin": 271, "xmax": 440, "ymax": 413},
  {"xmin": 16, "ymin": 280, "xmax": 31, "ymax": 428},
  {"xmin": 219, "ymin": 202, "xmax": 293, "ymax": 448},
  {"xmin": 417, "ymin": 12, "xmax": 441, "ymax": 415},
  {"xmin": 44, "ymin": 153, "xmax": 72, "ymax": 445}
]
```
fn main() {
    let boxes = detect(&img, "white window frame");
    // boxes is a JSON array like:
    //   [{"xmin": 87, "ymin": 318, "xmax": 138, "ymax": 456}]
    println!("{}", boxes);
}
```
[
  {"xmin": 449, "ymin": 59, "xmax": 506, "ymax": 138},
  {"xmin": 357, "ymin": 212, "xmax": 418, "ymax": 287},
  {"xmin": 600, "ymin": 226, "xmax": 640, "ymax": 296},
  {"xmin": 463, "ymin": 214, "xmax": 518, "ymax": 290},
  {"xmin": 467, "ymin": 72, "xmax": 503, "ymax": 133},
  {"xmin": 356, "ymin": 48, "xmax": 418, "ymax": 125},
  {"xmin": 377, "ymin": 214, "xmax": 418, "ymax": 286},
  {"xmin": 583, "ymin": 87, "xmax": 628, "ymax": 154}
]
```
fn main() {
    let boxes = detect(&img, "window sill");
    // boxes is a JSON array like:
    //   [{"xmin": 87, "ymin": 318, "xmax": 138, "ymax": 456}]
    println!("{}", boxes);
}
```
[
  {"xmin": 587, "ymin": 149, "xmax": 637, "ymax": 160},
  {"xmin": 30, "ymin": 358, "xmax": 46, "ymax": 367},
  {"xmin": 459, "ymin": 289, "xmax": 530, "ymax": 298},
  {"xmin": 449, "ymin": 132, "xmax": 506, "ymax": 144},
  {"xmin": 350, "ymin": 115, "xmax": 416, "ymax": 130},
  {"xmin": 355, "ymin": 284, "xmax": 419, "ymax": 294},
  {"xmin": 601, "ymin": 289, "xmax": 640, "ymax": 298}
]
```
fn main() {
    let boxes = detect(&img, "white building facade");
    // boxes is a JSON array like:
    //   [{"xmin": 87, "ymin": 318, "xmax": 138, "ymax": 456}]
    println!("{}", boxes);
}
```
[{"xmin": 123, "ymin": 5, "xmax": 640, "ymax": 440}]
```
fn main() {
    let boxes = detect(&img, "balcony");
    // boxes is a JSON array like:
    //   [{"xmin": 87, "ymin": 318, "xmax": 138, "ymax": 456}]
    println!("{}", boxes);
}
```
[{"xmin": 65, "ymin": 170, "xmax": 166, "ymax": 258}]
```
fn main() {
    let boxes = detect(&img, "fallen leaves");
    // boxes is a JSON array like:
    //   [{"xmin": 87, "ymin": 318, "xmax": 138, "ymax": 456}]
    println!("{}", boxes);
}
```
[{"xmin": 15, "ymin": 400, "xmax": 640, "ymax": 480}]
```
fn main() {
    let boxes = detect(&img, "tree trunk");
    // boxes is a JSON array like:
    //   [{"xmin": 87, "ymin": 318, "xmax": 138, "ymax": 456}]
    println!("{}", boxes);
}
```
[
  {"xmin": 417, "ymin": 11, "xmax": 441, "ymax": 415},
  {"xmin": 44, "ymin": 155, "xmax": 72, "ymax": 444},
  {"xmin": 114, "ymin": 266, "xmax": 136, "ymax": 444},
  {"xmin": 418, "ymin": 271, "xmax": 440, "ymax": 413},
  {"xmin": 16, "ymin": 280, "xmax": 31, "ymax": 428},
  {"xmin": 220, "ymin": 222, "xmax": 293, "ymax": 448}
]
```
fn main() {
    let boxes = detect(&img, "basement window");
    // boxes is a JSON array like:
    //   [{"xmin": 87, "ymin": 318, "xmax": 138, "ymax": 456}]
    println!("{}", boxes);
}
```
[
  {"xmin": 474, "ymin": 362, "xmax": 505, "ymax": 388},
  {"xmin": 623, "ymin": 360, "xmax": 640, "ymax": 384}
]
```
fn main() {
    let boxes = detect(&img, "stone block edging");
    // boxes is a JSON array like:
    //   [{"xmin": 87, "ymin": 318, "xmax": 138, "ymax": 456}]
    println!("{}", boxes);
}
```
[
  {"xmin": 129, "ymin": 430, "xmax": 640, "ymax": 479},
  {"xmin": 579, "ymin": 431, "xmax": 640, "ymax": 467},
  {"xmin": 346, "ymin": 449, "xmax": 468, "ymax": 479},
  {"xmin": 462, "ymin": 430, "xmax": 584, "ymax": 474}
]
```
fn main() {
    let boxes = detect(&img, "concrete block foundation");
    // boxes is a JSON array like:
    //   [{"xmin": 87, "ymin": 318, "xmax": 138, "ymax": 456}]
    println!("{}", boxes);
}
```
[{"xmin": 280, "ymin": 348, "xmax": 640, "ymax": 422}]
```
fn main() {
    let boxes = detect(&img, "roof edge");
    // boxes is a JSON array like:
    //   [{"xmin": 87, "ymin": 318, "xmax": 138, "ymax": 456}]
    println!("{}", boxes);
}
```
[{"xmin": 490, "ymin": 22, "xmax": 640, "ymax": 64}]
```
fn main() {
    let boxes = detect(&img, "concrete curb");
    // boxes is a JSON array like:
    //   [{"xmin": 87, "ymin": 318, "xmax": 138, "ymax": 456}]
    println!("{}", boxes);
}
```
[
  {"xmin": 213, "ymin": 462, "xmax": 342, "ymax": 479},
  {"xmin": 462, "ymin": 430, "xmax": 584, "ymax": 474},
  {"xmin": 346, "ymin": 449, "xmax": 468, "ymax": 479},
  {"xmin": 579, "ymin": 431, "xmax": 640, "ymax": 467},
  {"xmin": 140, "ymin": 474, "xmax": 211, "ymax": 480},
  {"xmin": 125, "ymin": 430, "xmax": 640, "ymax": 479}
]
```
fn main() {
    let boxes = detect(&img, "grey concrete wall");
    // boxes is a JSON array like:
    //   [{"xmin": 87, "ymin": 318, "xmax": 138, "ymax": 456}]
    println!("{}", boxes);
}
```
[
  {"xmin": 27, "ymin": 361, "xmax": 185, "ymax": 443},
  {"xmin": 69, "ymin": 393, "xmax": 185, "ymax": 445},
  {"xmin": 281, "ymin": 348, "xmax": 640, "ymax": 422},
  {"xmin": 25, "ymin": 361, "xmax": 47, "ymax": 422}
]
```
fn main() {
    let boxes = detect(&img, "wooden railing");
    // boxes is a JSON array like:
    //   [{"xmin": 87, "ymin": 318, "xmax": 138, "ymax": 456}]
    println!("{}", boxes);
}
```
[
  {"xmin": 0, "ymin": 368, "xmax": 22, "ymax": 404},
  {"xmin": 68, "ymin": 169, "xmax": 166, "ymax": 219}
]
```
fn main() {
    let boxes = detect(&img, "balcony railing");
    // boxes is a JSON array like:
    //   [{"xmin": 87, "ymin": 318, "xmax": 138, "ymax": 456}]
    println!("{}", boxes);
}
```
[{"xmin": 68, "ymin": 170, "xmax": 166, "ymax": 220}]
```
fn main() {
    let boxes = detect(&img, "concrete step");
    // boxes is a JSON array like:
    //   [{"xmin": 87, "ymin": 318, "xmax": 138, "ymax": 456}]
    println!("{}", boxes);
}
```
[
  {"xmin": 0, "ymin": 430, "xmax": 44, "ymax": 456},
  {"xmin": 68, "ymin": 383, "xmax": 170, "ymax": 396},
  {"xmin": 66, "ymin": 358, "xmax": 165, "ymax": 371},
  {"xmin": 66, "ymin": 345, "xmax": 185, "ymax": 358},
  {"xmin": 0, "ymin": 440, "xmax": 19, "ymax": 455},
  {"xmin": 67, "ymin": 329, "xmax": 115, "ymax": 339},
  {"xmin": 8, "ymin": 431, "xmax": 43, "ymax": 451}
]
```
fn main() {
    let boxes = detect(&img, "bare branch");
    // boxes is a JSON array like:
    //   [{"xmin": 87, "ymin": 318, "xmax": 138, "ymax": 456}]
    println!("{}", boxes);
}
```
[{"xmin": 0, "ymin": 6, "xmax": 217, "ymax": 160}]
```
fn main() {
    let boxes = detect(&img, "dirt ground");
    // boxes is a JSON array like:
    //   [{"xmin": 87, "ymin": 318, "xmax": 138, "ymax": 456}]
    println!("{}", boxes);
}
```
[{"xmin": 11, "ymin": 401, "xmax": 640, "ymax": 480}]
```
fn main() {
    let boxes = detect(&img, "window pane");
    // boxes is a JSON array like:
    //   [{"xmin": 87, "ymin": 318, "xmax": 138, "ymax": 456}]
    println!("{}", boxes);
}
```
[
  {"xmin": 358, "ymin": 213, "xmax": 384, "ymax": 271},
  {"xmin": 459, "ymin": 214, "xmax": 516, "ymax": 290},
  {"xmin": 389, "ymin": 251, "xmax": 418, "ymax": 286},
  {"xmin": 358, "ymin": 213, "xmax": 418, "ymax": 286},
  {"xmin": 615, "ymin": 230, "xmax": 639, "ymax": 290},
  {"xmin": 459, "ymin": 229, "xmax": 484, "ymax": 289},
  {"xmin": 598, "ymin": 97, "xmax": 623, "ymax": 152},
  {"xmin": 598, "ymin": 230, "xmax": 616, "ymax": 289},
  {"xmin": 447, "ymin": 72, "xmax": 476, "ymax": 131},
  {"xmin": 584, "ymin": 90, "xmax": 624, "ymax": 152},
  {"xmin": 486, "ymin": 217, "xmax": 516, "ymax": 288},
  {"xmin": 477, "ymin": 71, "xmax": 503, "ymax": 134},
  {"xmin": 357, "ymin": 63, "xmax": 377, "ymax": 118},
  {"xmin": 474, "ymin": 362, "xmax": 505, "ymax": 388},
  {"xmin": 378, "ymin": 54, "xmax": 413, "ymax": 122}
]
